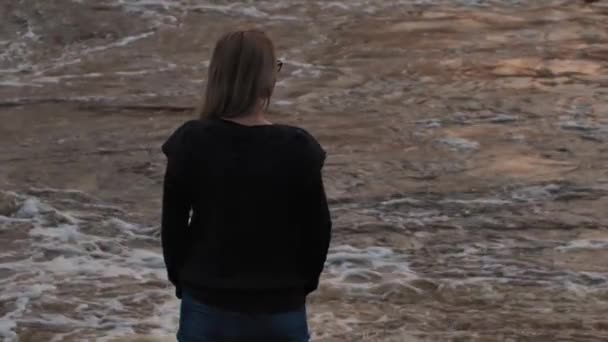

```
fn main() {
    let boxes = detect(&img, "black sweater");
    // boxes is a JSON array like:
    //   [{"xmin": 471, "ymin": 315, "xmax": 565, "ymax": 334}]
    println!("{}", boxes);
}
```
[{"xmin": 161, "ymin": 119, "xmax": 332, "ymax": 313}]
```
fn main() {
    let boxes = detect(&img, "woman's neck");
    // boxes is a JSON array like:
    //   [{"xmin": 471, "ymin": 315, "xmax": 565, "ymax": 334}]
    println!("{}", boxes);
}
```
[{"xmin": 224, "ymin": 111, "xmax": 272, "ymax": 126}]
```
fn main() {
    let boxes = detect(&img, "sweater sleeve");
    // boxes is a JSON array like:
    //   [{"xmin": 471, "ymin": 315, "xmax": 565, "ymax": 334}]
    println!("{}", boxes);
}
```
[
  {"xmin": 161, "ymin": 122, "xmax": 194, "ymax": 299},
  {"xmin": 302, "ymin": 143, "xmax": 332, "ymax": 293}
]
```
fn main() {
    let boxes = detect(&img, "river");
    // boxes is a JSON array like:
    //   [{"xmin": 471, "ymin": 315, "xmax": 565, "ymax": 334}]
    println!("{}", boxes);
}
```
[{"xmin": 1, "ymin": 0, "xmax": 607, "ymax": 341}]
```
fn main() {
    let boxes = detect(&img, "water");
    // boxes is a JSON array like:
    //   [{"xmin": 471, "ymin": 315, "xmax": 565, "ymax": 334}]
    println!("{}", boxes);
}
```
[{"xmin": 1, "ymin": 0, "xmax": 608, "ymax": 340}]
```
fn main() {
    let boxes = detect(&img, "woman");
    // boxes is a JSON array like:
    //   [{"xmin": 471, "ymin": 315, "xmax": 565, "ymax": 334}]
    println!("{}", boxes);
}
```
[{"xmin": 161, "ymin": 29, "xmax": 332, "ymax": 341}]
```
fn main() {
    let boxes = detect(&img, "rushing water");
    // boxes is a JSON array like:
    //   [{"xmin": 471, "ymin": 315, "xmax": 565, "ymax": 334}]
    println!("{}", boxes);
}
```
[{"xmin": 1, "ymin": 0, "xmax": 608, "ymax": 341}]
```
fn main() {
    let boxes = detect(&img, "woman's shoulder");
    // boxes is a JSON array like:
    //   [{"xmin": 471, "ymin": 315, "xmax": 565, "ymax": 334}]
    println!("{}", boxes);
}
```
[
  {"xmin": 161, "ymin": 119, "xmax": 211, "ymax": 156},
  {"xmin": 275, "ymin": 124, "xmax": 326, "ymax": 167},
  {"xmin": 273, "ymin": 124, "xmax": 320, "ymax": 146},
  {"xmin": 274, "ymin": 123, "xmax": 317, "ymax": 142}
]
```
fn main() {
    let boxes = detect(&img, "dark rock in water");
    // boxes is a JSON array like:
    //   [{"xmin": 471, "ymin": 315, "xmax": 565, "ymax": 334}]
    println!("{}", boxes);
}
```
[
  {"xmin": 0, "ymin": 192, "xmax": 20, "ymax": 216},
  {"xmin": 410, "ymin": 278, "xmax": 439, "ymax": 292},
  {"xmin": 416, "ymin": 119, "xmax": 441, "ymax": 129},
  {"xmin": 580, "ymin": 134, "xmax": 604, "ymax": 143},
  {"xmin": 453, "ymin": 112, "xmax": 474, "ymax": 124},
  {"xmin": 560, "ymin": 120, "xmax": 598, "ymax": 131},
  {"xmin": 512, "ymin": 184, "xmax": 562, "ymax": 201}
]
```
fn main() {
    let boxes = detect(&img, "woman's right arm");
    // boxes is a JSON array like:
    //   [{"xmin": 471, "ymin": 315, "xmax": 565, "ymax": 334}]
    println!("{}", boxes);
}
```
[
  {"xmin": 161, "ymin": 153, "xmax": 191, "ymax": 299},
  {"xmin": 303, "ymin": 168, "xmax": 332, "ymax": 293},
  {"xmin": 160, "ymin": 121, "xmax": 195, "ymax": 299},
  {"xmin": 299, "ymin": 137, "xmax": 332, "ymax": 293}
]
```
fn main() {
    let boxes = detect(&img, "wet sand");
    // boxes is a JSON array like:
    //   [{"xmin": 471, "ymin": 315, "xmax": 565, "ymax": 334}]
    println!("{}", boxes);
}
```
[{"xmin": 1, "ymin": 0, "xmax": 608, "ymax": 341}]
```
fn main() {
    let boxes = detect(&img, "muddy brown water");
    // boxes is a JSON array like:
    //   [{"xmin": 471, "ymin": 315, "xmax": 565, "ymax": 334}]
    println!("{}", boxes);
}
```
[{"xmin": 1, "ymin": 0, "xmax": 608, "ymax": 341}]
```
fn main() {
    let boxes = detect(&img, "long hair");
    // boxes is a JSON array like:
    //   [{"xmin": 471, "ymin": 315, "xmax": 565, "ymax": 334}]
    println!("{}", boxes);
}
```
[{"xmin": 198, "ymin": 30, "xmax": 277, "ymax": 119}]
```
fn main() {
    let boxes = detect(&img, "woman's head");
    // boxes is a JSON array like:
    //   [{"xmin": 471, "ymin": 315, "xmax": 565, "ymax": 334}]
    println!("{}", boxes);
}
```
[{"xmin": 199, "ymin": 29, "xmax": 278, "ymax": 119}]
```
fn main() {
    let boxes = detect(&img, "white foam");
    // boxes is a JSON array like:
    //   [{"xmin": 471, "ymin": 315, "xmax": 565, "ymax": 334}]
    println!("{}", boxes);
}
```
[
  {"xmin": 0, "ymin": 191, "xmax": 177, "ymax": 340},
  {"xmin": 324, "ymin": 245, "xmax": 416, "ymax": 291},
  {"xmin": 14, "ymin": 228, "xmax": 414, "ymax": 338},
  {"xmin": 0, "ymin": 287, "xmax": 39, "ymax": 341},
  {"xmin": 25, "ymin": 31, "xmax": 156, "ymax": 77},
  {"xmin": 292, "ymin": 68, "xmax": 322, "ymax": 78},
  {"xmin": 381, "ymin": 197, "xmax": 421, "ymax": 206},
  {"xmin": 321, "ymin": 2, "xmax": 351, "ymax": 10},
  {"xmin": 438, "ymin": 137, "xmax": 480, "ymax": 151},
  {"xmin": 0, "ymin": 80, "xmax": 43, "ymax": 87},
  {"xmin": 388, "ymin": 209, "xmax": 451, "ymax": 227},
  {"xmin": 274, "ymin": 100, "xmax": 294, "ymax": 106},
  {"xmin": 557, "ymin": 239, "xmax": 608, "ymax": 251},
  {"xmin": 16, "ymin": 198, "xmax": 41, "ymax": 218},
  {"xmin": 189, "ymin": 3, "xmax": 299, "ymax": 21},
  {"xmin": 106, "ymin": 32, "xmax": 155, "ymax": 49},
  {"xmin": 512, "ymin": 184, "xmax": 561, "ymax": 201},
  {"xmin": 32, "ymin": 73, "xmax": 104, "ymax": 83},
  {"xmin": 0, "ymin": 216, "xmax": 30, "ymax": 225},
  {"xmin": 30, "ymin": 225, "xmax": 79, "ymax": 241},
  {"xmin": 439, "ymin": 198, "xmax": 512, "ymax": 205},
  {"xmin": 23, "ymin": 24, "xmax": 39, "ymax": 40},
  {"xmin": 563, "ymin": 280, "xmax": 590, "ymax": 298},
  {"xmin": 0, "ymin": 319, "xmax": 17, "ymax": 341},
  {"xmin": 285, "ymin": 60, "xmax": 329, "ymax": 80}
]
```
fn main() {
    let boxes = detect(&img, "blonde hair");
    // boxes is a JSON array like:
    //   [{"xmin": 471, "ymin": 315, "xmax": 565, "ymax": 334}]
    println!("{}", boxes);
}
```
[{"xmin": 198, "ymin": 29, "xmax": 277, "ymax": 119}]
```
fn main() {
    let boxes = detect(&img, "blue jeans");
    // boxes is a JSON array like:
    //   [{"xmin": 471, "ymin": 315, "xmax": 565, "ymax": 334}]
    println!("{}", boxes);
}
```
[{"xmin": 178, "ymin": 291, "xmax": 310, "ymax": 342}]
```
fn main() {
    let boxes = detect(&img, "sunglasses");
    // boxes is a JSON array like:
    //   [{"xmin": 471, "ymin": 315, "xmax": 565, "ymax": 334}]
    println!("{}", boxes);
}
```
[{"xmin": 276, "ymin": 60, "xmax": 283, "ymax": 72}]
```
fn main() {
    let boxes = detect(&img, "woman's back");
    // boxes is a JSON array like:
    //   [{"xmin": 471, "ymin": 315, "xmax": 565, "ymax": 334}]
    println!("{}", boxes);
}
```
[{"xmin": 162, "ymin": 118, "xmax": 330, "ymax": 314}]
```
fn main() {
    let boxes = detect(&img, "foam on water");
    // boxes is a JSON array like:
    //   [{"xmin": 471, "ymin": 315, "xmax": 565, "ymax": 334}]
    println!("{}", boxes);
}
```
[
  {"xmin": 189, "ymin": 4, "xmax": 300, "ymax": 21},
  {"xmin": 325, "ymin": 245, "xmax": 416, "ymax": 290},
  {"xmin": 37, "ymin": 31, "xmax": 156, "ymax": 75},
  {"xmin": 0, "ymin": 80, "xmax": 44, "ymax": 88},
  {"xmin": 439, "ymin": 198, "xmax": 512, "ymax": 205},
  {"xmin": 0, "ymin": 191, "xmax": 178, "ymax": 340},
  {"xmin": 1, "ymin": 189, "xmax": 606, "ymax": 340},
  {"xmin": 0, "ymin": 32, "xmax": 37, "ymax": 74},
  {"xmin": 0, "ymin": 28, "xmax": 157, "ymax": 90},
  {"xmin": 438, "ymin": 137, "xmax": 480, "ymax": 151},
  {"xmin": 1, "ymin": 190, "xmax": 424, "ymax": 340},
  {"xmin": 0, "ymin": 0, "xmax": 563, "ymax": 94},
  {"xmin": 0, "ymin": 319, "xmax": 17, "ymax": 341},
  {"xmin": 3, "ymin": 0, "xmax": 479, "ymax": 92},
  {"xmin": 557, "ymin": 239, "xmax": 608, "ymax": 251},
  {"xmin": 2, "ymin": 190, "xmax": 496, "ymax": 340}
]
